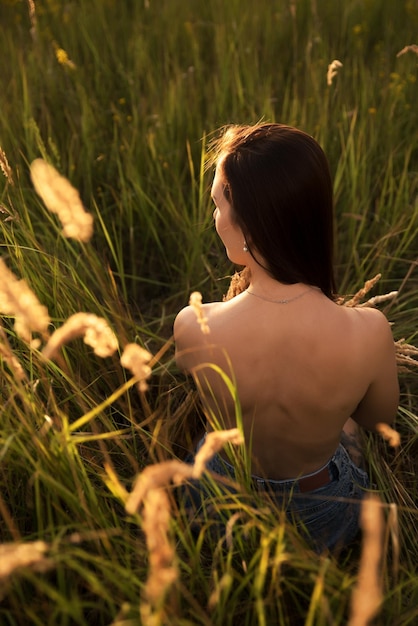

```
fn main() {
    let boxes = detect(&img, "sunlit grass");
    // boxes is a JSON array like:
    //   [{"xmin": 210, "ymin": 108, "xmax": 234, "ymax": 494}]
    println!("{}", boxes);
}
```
[{"xmin": 0, "ymin": 0, "xmax": 417, "ymax": 624}]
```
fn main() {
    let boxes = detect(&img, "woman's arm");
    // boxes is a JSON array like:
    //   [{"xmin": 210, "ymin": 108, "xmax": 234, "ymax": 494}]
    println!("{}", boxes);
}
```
[
  {"xmin": 351, "ymin": 308, "xmax": 399, "ymax": 431},
  {"xmin": 173, "ymin": 306, "xmax": 192, "ymax": 372}
]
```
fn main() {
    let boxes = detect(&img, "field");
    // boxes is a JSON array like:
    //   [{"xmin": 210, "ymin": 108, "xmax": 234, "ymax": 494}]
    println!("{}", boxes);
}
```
[{"xmin": 0, "ymin": 0, "xmax": 417, "ymax": 624}]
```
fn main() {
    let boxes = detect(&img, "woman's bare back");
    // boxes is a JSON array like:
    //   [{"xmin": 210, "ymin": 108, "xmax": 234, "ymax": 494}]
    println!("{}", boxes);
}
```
[{"xmin": 174, "ymin": 287, "xmax": 399, "ymax": 480}]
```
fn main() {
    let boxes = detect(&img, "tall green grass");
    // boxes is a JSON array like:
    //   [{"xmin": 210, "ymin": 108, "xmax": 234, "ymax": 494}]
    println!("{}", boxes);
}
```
[{"xmin": 0, "ymin": 0, "xmax": 417, "ymax": 624}]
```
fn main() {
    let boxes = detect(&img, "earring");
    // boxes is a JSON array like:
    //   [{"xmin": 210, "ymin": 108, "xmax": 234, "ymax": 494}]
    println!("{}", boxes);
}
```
[{"xmin": 243, "ymin": 241, "xmax": 248, "ymax": 252}]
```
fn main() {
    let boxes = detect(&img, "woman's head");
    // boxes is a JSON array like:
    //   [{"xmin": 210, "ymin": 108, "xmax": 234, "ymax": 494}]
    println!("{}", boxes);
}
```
[{"xmin": 210, "ymin": 123, "xmax": 336, "ymax": 299}]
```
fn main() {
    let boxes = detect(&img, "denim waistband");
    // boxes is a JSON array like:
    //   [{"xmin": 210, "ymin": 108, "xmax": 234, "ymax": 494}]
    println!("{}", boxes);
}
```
[{"xmin": 198, "ymin": 436, "xmax": 350, "ymax": 494}]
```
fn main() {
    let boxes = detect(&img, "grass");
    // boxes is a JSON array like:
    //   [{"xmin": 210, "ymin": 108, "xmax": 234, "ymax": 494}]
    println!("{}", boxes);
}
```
[{"xmin": 0, "ymin": 0, "xmax": 417, "ymax": 624}]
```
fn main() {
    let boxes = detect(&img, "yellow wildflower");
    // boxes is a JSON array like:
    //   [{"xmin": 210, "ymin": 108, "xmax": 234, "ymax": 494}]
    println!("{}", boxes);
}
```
[{"xmin": 55, "ymin": 47, "xmax": 76, "ymax": 70}]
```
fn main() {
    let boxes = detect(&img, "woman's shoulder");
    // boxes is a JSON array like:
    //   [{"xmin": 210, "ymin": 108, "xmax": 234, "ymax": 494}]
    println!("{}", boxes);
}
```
[
  {"xmin": 338, "ymin": 304, "xmax": 396, "ymax": 361},
  {"xmin": 341, "ymin": 304, "xmax": 393, "ymax": 334},
  {"xmin": 174, "ymin": 291, "xmax": 246, "ymax": 331},
  {"xmin": 174, "ymin": 300, "xmax": 222, "ymax": 333},
  {"xmin": 174, "ymin": 300, "xmax": 223, "ymax": 368}
]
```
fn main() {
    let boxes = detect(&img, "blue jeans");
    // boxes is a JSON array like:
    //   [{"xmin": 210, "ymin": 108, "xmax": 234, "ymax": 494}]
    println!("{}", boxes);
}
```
[{"xmin": 182, "ymin": 441, "xmax": 369, "ymax": 552}]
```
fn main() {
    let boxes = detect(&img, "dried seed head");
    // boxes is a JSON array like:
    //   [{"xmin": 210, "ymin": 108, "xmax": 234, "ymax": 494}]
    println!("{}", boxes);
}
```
[
  {"xmin": 375, "ymin": 423, "xmax": 401, "ymax": 448},
  {"xmin": 327, "ymin": 59, "xmax": 343, "ymax": 86},
  {"xmin": 125, "ymin": 464, "xmax": 188, "ymax": 616},
  {"xmin": 395, "ymin": 338, "xmax": 418, "ymax": 372},
  {"xmin": 43, "ymin": 313, "xmax": 118, "ymax": 360},
  {"xmin": 120, "ymin": 343, "xmax": 152, "ymax": 392},
  {"xmin": 125, "ymin": 428, "xmax": 244, "ymax": 515},
  {"xmin": 30, "ymin": 159, "xmax": 93, "ymax": 242},
  {"xmin": 0, "ymin": 259, "xmax": 50, "ymax": 345},
  {"xmin": 189, "ymin": 291, "xmax": 210, "ymax": 334},
  {"xmin": 0, "ymin": 335, "xmax": 26, "ymax": 380},
  {"xmin": 83, "ymin": 316, "xmax": 119, "ymax": 357},
  {"xmin": 27, "ymin": 0, "xmax": 36, "ymax": 31},
  {"xmin": 360, "ymin": 291, "xmax": 398, "ymax": 307},
  {"xmin": 0, "ymin": 541, "xmax": 49, "ymax": 580},
  {"xmin": 192, "ymin": 428, "xmax": 244, "ymax": 477},
  {"xmin": 0, "ymin": 147, "xmax": 14, "ymax": 186},
  {"xmin": 396, "ymin": 44, "xmax": 418, "ymax": 57},
  {"xmin": 140, "ymin": 488, "xmax": 178, "ymax": 606},
  {"xmin": 224, "ymin": 267, "xmax": 251, "ymax": 301},
  {"xmin": 125, "ymin": 460, "xmax": 192, "ymax": 515},
  {"xmin": 343, "ymin": 274, "xmax": 382, "ymax": 307}
]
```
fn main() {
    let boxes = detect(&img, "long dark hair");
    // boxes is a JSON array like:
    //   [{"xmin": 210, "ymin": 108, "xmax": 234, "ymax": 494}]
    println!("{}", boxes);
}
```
[{"xmin": 212, "ymin": 123, "xmax": 336, "ymax": 299}]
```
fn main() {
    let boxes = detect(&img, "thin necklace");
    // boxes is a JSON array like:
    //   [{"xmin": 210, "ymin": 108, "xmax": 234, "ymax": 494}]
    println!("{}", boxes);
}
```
[{"xmin": 245, "ymin": 286, "xmax": 313, "ymax": 304}]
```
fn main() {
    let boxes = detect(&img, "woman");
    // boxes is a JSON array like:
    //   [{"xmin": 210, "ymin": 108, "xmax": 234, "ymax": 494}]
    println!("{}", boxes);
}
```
[{"xmin": 173, "ymin": 123, "xmax": 399, "ymax": 551}]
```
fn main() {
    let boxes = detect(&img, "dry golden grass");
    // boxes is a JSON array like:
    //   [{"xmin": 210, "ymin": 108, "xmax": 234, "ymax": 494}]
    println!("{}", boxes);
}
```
[{"xmin": 125, "ymin": 429, "xmax": 243, "ymax": 621}]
